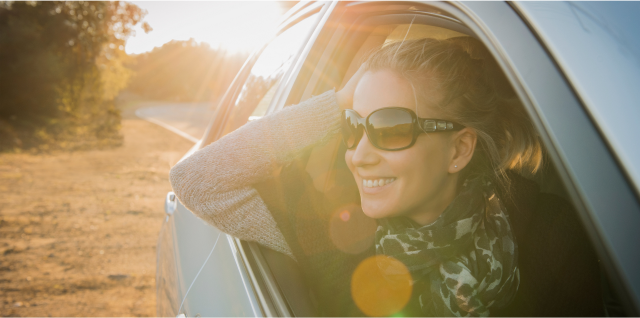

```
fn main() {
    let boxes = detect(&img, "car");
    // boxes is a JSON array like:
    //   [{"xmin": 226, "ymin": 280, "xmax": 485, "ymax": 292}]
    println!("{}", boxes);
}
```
[{"xmin": 156, "ymin": 1, "xmax": 640, "ymax": 317}]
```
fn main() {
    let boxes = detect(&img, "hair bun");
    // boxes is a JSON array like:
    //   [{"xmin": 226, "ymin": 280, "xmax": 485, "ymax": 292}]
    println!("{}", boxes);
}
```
[{"xmin": 446, "ymin": 37, "xmax": 516, "ymax": 100}]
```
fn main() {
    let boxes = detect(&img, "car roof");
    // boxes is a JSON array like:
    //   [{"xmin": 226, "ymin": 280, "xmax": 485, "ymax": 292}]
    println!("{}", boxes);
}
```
[{"xmin": 514, "ymin": 2, "xmax": 640, "ymax": 196}]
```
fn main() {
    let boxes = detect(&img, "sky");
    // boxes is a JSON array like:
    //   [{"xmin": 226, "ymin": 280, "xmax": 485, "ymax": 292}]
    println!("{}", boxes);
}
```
[{"xmin": 125, "ymin": 1, "xmax": 288, "ymax": 55}]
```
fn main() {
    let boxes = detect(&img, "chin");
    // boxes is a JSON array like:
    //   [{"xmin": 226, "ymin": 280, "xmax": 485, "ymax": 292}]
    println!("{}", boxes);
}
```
[
  {"xmin": 360, "ymin": 199, "xmax": 396, "ymax": 219},
  {"xmin": 357, "ymin": 179, "xmax": 406, "ymax": 219}
]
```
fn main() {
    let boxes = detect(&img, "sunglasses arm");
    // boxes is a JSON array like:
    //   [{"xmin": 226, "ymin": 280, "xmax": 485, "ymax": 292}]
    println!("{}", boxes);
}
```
[{"xmin": 419, "ymin": 119, "xmax": 465, "ymax": 132}]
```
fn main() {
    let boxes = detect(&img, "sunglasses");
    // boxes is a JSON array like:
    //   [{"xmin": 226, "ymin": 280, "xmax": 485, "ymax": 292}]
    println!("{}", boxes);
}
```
[{"xmin": 340, "ymin": 107, "xmax": 465, "ymax": 151}]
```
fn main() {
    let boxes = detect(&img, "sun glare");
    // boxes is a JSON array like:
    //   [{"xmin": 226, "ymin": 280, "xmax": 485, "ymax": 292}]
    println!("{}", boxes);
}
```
[{"xmin": 126, "ymin": 1, "xmax": 286, "ymax": 55}]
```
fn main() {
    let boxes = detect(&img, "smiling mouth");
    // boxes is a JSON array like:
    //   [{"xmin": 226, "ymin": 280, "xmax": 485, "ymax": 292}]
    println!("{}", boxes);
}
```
[{"xmin": 362, "ymin": 178, "xmax": 396, "ymax": 188}]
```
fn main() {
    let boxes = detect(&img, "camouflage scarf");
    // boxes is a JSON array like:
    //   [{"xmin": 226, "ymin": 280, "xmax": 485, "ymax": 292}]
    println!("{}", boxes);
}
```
[{"xmin": 375, "ymin": 176, "xmax": 519, "ymax": 316}]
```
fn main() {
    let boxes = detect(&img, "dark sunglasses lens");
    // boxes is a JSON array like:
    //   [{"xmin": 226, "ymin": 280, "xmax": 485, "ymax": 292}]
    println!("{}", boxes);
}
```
[
  {"xmin": 368, "ymin": 109, "xmax": 414, "ymax": 150},
  {"xmin": 341, "ymin": 111, "xmax": 360, "ymax": 148}
]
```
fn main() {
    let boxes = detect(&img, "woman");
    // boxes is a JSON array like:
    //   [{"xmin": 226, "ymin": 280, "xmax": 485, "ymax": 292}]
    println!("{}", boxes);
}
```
[{"xmin": 170, "ymin": 37, "xmax": 542, "ymax": 316}]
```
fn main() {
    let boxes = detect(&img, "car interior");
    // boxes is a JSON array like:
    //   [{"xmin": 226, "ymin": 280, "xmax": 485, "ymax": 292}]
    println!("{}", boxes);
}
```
[{"xmin": 213, "ymin": 3, "xmax": 626, "ymax": 317}]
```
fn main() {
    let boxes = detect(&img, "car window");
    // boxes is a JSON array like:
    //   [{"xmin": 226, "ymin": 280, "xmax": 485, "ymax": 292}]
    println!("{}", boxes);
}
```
[{"xmin": 222, "ymin": 15, "xmax": 318, "ymax": 135}]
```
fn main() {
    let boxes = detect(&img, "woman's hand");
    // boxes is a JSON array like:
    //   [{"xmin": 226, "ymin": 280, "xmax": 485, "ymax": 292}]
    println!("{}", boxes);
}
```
[{"xmin": 336, "ymin": 64, "xmax": 367, "ymax": 110}]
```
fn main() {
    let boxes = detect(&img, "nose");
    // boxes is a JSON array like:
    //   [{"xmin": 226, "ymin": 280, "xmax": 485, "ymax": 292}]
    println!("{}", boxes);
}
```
[{"xmin": 349, "ymin": 133, "xmax": 380, "ymax": 167}]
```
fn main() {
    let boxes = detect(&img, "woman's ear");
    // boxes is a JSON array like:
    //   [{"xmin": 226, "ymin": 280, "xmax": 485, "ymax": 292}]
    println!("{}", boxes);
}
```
[{"xmin": 449, "ymin": 128, "xmax": 477, "ymax": 173}]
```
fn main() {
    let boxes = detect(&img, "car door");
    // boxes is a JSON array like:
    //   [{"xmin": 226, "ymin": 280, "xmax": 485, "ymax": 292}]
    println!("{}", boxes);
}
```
[{"xmin": 156, "ymin": 4, "xmax": 327, "ymax": 317}]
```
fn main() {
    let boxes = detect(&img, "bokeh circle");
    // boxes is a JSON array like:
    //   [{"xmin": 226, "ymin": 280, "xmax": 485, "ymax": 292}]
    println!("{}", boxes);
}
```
[{"xmin": 351, "ymin": 255, "xmax": 413, "ymax": 317}]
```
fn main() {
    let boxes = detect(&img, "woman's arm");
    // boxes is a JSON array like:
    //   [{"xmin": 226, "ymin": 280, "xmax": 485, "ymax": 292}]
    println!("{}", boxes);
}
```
[{"xmin": 169, "ymin": 90, "xmax": 342, "ymax": 258}]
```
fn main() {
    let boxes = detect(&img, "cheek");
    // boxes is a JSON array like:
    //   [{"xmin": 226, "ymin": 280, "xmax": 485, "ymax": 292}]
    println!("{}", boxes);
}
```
[
  {"xmin": 399, "ymin": 139, "xmax": 449, "ymax": 188},
  {"xmin": 383, "ymin": 151, "xmax": 415, "ymax": 176},
  {"xmin": 345, "ymin": 150, "xmax": 355, "ymax": 172}
]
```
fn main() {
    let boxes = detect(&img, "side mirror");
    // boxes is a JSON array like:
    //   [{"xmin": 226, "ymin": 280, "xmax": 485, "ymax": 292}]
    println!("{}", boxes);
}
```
[{"xmin": 165, "ymin": 191, "xmax": 177, "ymax": 216}]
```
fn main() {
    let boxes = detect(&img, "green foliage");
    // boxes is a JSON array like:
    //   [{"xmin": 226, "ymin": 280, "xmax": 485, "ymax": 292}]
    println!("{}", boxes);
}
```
[
  {"xmin": 0, "ymin": 1, "xmax": 147, "ymax": 151},
  {"xmin": 127, "ymin": 39, "xmax": 248, "ymax": 102}
]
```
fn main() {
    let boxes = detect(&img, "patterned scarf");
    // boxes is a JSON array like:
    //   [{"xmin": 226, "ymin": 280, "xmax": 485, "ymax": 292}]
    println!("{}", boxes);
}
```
[{"xmin": 375, "ymin": 176, "xmax": 519, "ymax": 317}]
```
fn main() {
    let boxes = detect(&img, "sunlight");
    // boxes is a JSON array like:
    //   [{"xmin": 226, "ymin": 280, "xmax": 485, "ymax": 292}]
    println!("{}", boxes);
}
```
[{"xmin": 126, "ymin": 1, "xmax": 286, "ymax": 55}]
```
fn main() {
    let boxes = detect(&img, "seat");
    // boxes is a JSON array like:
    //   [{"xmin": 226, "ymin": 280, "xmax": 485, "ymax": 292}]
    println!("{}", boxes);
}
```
[{"xmin": 495, "ymin": 173, "xmax": 605, "ymax": 316}]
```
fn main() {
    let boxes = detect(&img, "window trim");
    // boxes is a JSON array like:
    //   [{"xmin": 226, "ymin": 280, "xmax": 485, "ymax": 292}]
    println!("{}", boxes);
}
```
[{"xmin": 229, "ymin": 237, "xmax": 291, "ymax": 317}]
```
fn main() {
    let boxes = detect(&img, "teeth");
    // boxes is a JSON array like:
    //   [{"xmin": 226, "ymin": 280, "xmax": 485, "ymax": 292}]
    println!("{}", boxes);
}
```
[{"xmin": 362, "ymin": 178, "xmax": 396, "ymax": 188}]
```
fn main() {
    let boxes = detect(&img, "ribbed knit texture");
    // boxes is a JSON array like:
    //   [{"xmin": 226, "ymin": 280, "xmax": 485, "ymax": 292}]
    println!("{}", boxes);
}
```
[{"xmin": 169, "ymin": 90, "xmax": 342, "ymax": 258}]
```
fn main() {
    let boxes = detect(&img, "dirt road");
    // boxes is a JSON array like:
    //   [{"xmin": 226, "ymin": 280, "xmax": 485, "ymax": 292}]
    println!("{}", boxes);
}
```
[{"xmin": 0, "ymin": 113, "xmax": 194, "ymax": 316}]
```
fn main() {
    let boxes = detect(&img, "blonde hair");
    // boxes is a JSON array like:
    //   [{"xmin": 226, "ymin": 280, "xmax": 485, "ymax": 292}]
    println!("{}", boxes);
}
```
[{"xmin": 365, "ymin": 37, "xmax": 543, "ymax": 189}]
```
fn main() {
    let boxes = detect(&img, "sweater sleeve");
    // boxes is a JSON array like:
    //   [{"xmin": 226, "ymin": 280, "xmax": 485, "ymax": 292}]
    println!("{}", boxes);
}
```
[{"xmin": 169, "ymin": 90, "xmax": 342, "ymax": 258}]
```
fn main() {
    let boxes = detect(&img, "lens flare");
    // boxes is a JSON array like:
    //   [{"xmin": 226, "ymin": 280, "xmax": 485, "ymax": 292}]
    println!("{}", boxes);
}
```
[
  {"xmin": 351, "ymin": 255, "xmax": 413, "ymax": 317},
  {"xmin": 329, "ymin": 204, "xmax": 377, "ymax": 254}
]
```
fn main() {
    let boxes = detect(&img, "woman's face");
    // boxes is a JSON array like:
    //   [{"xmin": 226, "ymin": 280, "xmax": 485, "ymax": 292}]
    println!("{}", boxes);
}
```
[{"xmin": 345, "ymin": 69, "xmax": 459, "ymax": 224}]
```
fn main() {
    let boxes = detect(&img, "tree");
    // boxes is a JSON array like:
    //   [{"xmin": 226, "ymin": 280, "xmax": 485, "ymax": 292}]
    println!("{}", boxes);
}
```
[
  {"xmin": 0, "ymin": 1, "xmax": 149, "ymax": 151},
  {"xmin": 127, "ymin": 39, "xmax": 247, "ymax": 102}
]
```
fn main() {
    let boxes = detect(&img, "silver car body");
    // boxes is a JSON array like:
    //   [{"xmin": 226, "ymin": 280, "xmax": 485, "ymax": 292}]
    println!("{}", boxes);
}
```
[{"xmin": 157, "ymin": 2, "xmax": 640, "ymax": 316}]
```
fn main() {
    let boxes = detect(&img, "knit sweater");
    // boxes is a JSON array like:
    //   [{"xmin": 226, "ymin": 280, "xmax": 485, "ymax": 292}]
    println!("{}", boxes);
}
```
[{"xmin": 169, "ymin": 90, "xmax": 342, "ymax": 259}]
